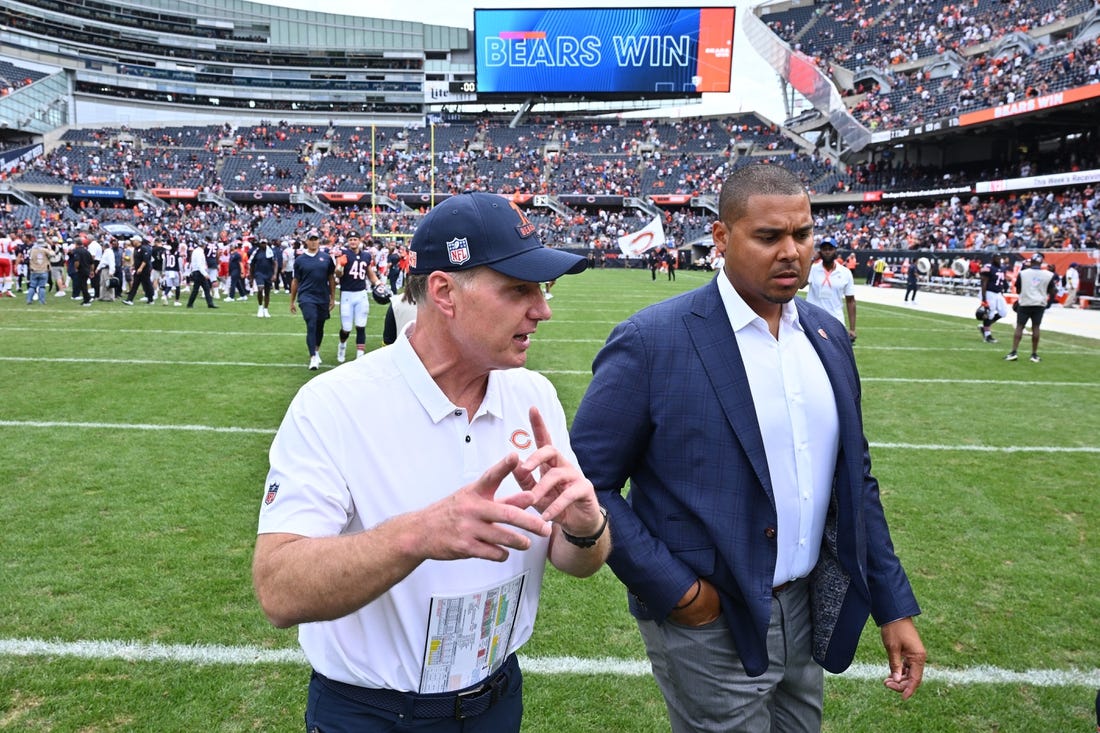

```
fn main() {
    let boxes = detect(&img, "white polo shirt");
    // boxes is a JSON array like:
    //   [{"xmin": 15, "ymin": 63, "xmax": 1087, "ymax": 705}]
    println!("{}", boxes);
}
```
[
  {"xmin": 258, "ymin": 331, "xmax": 573, "ymax": 692},
  {"xmin": 805, "ymin": 260, "xmax": 855, "ymax": 326}
]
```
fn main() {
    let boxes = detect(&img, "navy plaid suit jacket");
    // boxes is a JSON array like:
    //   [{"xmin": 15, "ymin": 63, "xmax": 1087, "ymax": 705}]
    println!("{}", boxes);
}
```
[{"xmin": 571, "ymin": 277, "xmax": 920, "ymax": 676}]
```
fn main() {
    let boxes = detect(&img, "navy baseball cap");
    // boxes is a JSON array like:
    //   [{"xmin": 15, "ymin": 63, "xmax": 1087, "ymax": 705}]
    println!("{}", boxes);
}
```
[{"xmin": 409, "ymin": 192, "xmax": 587, "ymax": 281}]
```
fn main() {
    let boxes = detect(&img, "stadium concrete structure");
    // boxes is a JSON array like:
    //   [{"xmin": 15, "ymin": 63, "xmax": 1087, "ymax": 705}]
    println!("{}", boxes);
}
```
[{"xmin": 0, "ymin": 0, "xmax": 1097, "ymax": 299}]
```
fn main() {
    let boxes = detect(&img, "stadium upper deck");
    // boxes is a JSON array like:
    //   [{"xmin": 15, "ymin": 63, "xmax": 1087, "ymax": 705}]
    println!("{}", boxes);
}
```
[
  {"xmin": 758, "ymin": 0, "xmax": 1100, "ymax": 155},
  {"xmin": 0, "ymin": 1, "xmax": 1098, "ymax": 269},
  {"xmin": 0, "ymin": 0, "xmax": 468, "ymax": 126}
]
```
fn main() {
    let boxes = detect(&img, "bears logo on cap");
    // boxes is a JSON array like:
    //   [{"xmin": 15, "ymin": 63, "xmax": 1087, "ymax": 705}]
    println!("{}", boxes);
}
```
[{"xmin": 509, "ymin": 200, "xmax": 537, "ymax": 238}]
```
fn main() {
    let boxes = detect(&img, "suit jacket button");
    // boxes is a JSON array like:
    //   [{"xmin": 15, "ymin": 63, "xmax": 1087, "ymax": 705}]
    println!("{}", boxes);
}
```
[{"xmin": 764, "ymin": 527, "xmax": 777, "ymax": 539}]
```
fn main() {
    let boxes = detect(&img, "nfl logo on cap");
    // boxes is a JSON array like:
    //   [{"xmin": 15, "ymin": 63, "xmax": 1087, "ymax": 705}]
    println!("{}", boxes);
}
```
[{"xmin": 446, "ymin": 237, "xmax": 470, "ymax": 266}]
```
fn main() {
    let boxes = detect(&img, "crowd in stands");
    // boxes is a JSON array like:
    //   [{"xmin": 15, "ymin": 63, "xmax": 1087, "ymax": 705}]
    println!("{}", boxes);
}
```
[
  {"xmin": 1, "ymin": 115, "xmax": 876, "ymax": 198},
  {"xmin": 6, "ymin": 1, "xmax": 1100, "ymax": 136},
  {"xmin": 11, "ymin": 110, "xmax": 1100, "ymax": 203},
  {"xmin": 764, "ymin": 0, "xmax": 1099, "ymax": 130},
  {"xmin": 779, "ymin": 0, "xmax": 1093, "ymax": 70},
  {"xmin": 2, "ymin": 107, "xmax": 1100, "ymax": 253},
  {"xmin": 3, "ymin": 177, "xmax": 1099, "ymax": 259},
  {"xmin": 815, "ymin": 186, "xmax": 1100, "ymax": 250},
  {"xmin": 849, "ymin": 36, "xmax": 1100, "ymax": 131},
  {"xmin": 0, "ymin": 58, "xmax": 46, "ymax": 96}
]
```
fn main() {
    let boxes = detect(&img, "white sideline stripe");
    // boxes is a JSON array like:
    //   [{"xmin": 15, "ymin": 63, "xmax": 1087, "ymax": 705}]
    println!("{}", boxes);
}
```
[
  {"xmin": 544, "ymin": 371, "xmax": 1100, "ymax": 389},
  {"xmin": 861, "ymin": 377, "xmax": 1100, "ymax": 387},
  {"xmin": 8, "ymin": 327, "xmax": 1098, "ymax": 353},
  {"xmin": 3, "ymin": 420, "xmax": 1097, "ymax": 453},
  {"xmin": 870, "ymin": 442, "xmax": 1100, "ymax": 453},
  {"xmin": 856, "ymin": 345, "xmax": 1100, "ymax": 354},
  {"xmin": 0, "ymin": 420, "xmax": 275, "ymax": 435},
  {"xmin": 4, "ymin": 347, "xmax": 1095, "ymax": 374},
  {"xmin": 0, "ymin": 356, "xmax": 308, "ymax": 369},
  {"xmin": 1, "ymin": 638, "xmax": 1096, "ymax": 688},
  {"xmin": 0, "ymin": 326, "xmax": 303, "ymax": 338}
]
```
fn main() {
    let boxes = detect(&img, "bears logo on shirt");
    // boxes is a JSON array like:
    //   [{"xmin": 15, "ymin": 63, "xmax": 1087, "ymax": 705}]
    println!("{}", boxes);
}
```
[{"xmin": 510, "ymin": 429, "xmax": 532, "ymax": 450}]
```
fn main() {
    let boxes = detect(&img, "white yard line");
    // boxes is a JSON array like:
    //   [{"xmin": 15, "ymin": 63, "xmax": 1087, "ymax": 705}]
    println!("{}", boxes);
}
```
[
  {"xmin": 1, "ymin": 638, "xmax": 1096, "ymax": 687},
  {"xmin": 4, "ymin": 419, "xmax": 1098, "ymax": 453}
]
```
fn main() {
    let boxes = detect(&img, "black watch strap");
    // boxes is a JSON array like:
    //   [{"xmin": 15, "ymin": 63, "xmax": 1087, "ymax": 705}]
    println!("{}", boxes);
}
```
[{"xmin": 560, "ymin": 507, "xmax": 608, "ymax": 548}]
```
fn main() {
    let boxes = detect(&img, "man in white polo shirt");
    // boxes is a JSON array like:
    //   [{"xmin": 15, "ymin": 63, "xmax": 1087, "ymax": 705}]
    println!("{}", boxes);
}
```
[
  {"xmin": 253, "ymin": 192, "xmax": 609, "ymax": 732},
  {"xmin": 804, "ymin": 238, "xmax": 857, "ymax": 343}
]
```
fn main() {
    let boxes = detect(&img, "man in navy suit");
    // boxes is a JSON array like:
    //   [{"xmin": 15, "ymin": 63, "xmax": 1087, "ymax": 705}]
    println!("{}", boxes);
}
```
[{"xmin": 571, "ymin": 164, "xmax": 926, "ymax": 732}]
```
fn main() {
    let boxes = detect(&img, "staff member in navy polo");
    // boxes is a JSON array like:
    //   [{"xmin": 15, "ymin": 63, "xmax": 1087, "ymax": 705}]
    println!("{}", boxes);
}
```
[
  {"xmin": 253, "ymin": 192, "xmax": 609, "ymax": 732},
  {"xmin": 288, "ymin": 230, "xmax": 336, "ymax": 371},
  {"xmin": 249, "ymin": 237, "xmax": 278, "ymax": 318},
  {"xmin": 123, "ymin": 234, "xmax": 155, "ymax": 305}
]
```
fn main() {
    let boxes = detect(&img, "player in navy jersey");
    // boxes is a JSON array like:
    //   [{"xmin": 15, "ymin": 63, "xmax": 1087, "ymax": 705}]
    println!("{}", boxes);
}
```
[
  {"xmin": 228, "ymin": 243, "xmax": 250, "ymax": 301},
  {"xmin": 203, "ymin": 238, "xmax": 221, "ymax": 299},
  {"xmin": 290, "ymin": 231, "xmax": 336, "ymax": 370},
  {"xmin": 149, "ymin": 238, "xmax": 166, "ymax": 300},
  {"xmin": 250, "ymin": 238, "xmax": 278, "ymax": 318},
  {"xmin": 334, "ymin": 231, "xmax": 380, "ymax": 362},
  {"xmin": 160, "ymin": 241, "xmax": 184, "ymax": 306},
  {"xmin": 978, "ymin": 255, "xmax": 1009, "ymax": 343}
]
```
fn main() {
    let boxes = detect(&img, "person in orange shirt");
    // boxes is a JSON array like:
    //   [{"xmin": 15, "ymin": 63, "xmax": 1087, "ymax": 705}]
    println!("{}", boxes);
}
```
[{"xmin": 218, "ymin": 247, "xmax": 231, "ymax": 297}]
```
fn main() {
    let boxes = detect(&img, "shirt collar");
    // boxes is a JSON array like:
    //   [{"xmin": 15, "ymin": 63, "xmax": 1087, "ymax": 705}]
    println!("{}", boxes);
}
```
[
  {"xmin": 391, "ymin": 330, "xmax": 504, "ymax": 423},
  {"xmin": 715, "ymin": 272, "xmax": 802, "ymax": 335}
]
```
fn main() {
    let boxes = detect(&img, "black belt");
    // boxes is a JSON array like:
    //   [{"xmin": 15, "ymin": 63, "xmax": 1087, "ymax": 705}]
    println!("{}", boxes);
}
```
[
  {"xmin": 315, "ymin": 653, "xmax": 515, "ymax": 720},
  {"xmin": 773, "ymin": 577, "xmax": 805, "ymax": 596}
]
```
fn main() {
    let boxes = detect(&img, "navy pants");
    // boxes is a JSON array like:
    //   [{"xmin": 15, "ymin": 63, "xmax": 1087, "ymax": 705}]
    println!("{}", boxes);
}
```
[
  {"xmin": 229, "ymin": 273, "xmax": 249, "ymax": 299},
  {"xmin": 127, "ymin": 270, "xmax": 154, "ymax": 303},
  {"xmin": 305, "ymin": 654, "xmax": 523, "ymax": 732},
  {"xmin": 187, "ymin": 272, "xmax": 215, "ymax": 307},
  {"xmin": 300, "ymin": 301, "xmax": 330, "ymax": 357}
]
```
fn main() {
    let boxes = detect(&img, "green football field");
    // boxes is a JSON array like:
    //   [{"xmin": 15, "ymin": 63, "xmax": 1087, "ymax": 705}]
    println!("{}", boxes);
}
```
[{"xmin": 1, "ymin": 267, "xmax": 1097, "ymax": 732}]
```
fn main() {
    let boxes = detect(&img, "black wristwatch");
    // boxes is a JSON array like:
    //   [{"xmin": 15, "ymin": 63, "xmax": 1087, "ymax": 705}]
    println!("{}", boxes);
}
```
[{"xmin": 560, "ymin": 507, "xmax": 608, "ymax": 548}]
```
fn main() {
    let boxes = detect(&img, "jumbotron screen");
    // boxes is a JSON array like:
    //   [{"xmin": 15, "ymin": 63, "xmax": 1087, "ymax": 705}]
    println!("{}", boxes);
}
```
[{"xmin": 473, "ymin": 7, "xmax": 734, "ymax": 95}]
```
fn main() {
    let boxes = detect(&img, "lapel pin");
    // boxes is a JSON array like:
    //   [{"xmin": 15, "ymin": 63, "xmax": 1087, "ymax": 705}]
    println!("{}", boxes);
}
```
[{"xmin": 818, "ymin": 328, "xmax": 829, "ymax": 340}]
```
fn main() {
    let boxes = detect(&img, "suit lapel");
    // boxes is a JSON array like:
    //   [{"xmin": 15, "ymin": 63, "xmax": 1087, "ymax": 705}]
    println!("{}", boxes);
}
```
[
  {"xmin": 794, "ymin": 301, "xmax": 863, "ymax": 483},
  {"xmin": 683, "ymin": 280, "xmax": 775, "ymax": 502},
  {"xmin": 795, "ymin": 300, "xmax": 866, "ymax": 576}
]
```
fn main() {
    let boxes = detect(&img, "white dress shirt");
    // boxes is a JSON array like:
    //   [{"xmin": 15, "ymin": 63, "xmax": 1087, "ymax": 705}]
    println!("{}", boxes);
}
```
[
  {"xmin": 716, "ymin": 274, "xmax": 840, "ymax": 586},
  {"xmin": 97, "ymin": 246, "xmax": 115, "ymax": 275}
]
